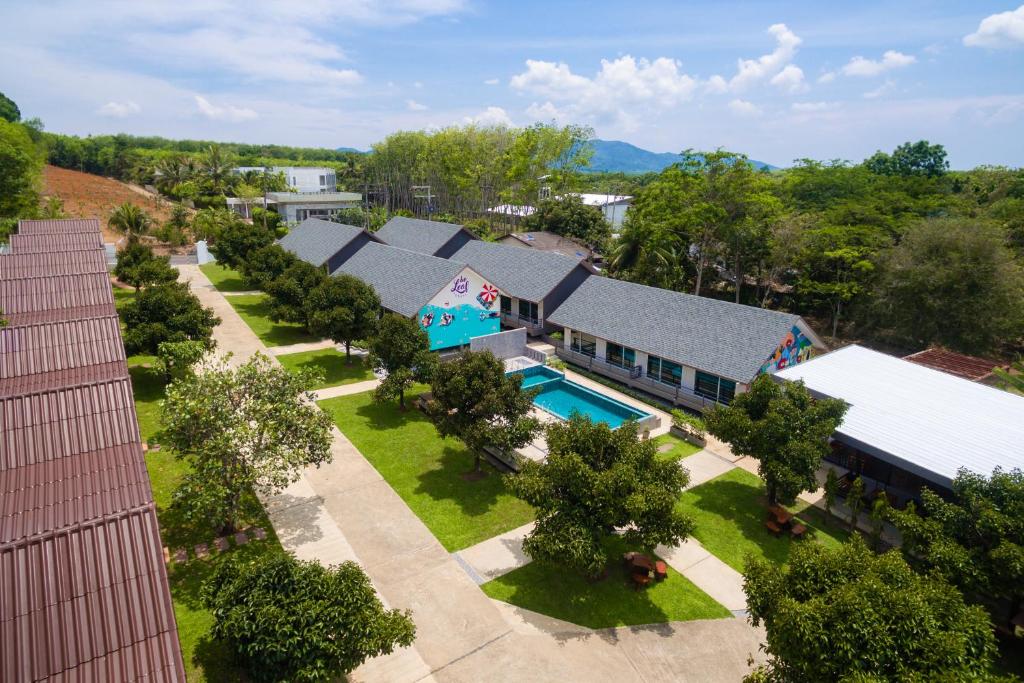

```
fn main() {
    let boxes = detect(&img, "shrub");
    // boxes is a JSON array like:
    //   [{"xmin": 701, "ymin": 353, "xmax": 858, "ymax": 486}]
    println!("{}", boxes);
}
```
[{"xmin": 671, "ymin": 409, "xmax": 706, "ymax": 440}]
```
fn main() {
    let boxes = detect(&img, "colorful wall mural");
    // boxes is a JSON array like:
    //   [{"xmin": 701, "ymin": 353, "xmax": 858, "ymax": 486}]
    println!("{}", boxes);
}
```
[
  {"xmin": 418, "ymin": 268, "xmax": 501, "ymax": 350},
  {"xmin": 760, "ymin": 325, "xmax": 815, "ymax": 374}
]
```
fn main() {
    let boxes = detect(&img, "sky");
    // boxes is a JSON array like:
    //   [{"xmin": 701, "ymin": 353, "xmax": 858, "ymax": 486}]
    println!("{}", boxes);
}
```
[{"xmin": 1, "ymin": 1, "xmax": 1022, "ymax": 168}]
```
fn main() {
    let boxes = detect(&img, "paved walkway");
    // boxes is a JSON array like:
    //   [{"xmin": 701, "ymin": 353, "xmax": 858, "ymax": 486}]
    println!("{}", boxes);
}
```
[
  {"xmin": 266, "ymin": 339, "xmax": 340, "ymax": 356},
  {"xmin": 313, "ymin": 379, "xmax": 382, "ymax": 401},
  {"xmin": 221, "ymin": 289, "xmax": 262, "ymax": 297},
  {"xmin": 176, "ymin": 265, "xmax": 767, "ymax": 681}
]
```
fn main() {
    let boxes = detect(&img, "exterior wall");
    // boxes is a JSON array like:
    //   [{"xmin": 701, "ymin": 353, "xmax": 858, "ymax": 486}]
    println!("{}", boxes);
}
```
[
  {"xmin": 434, "ymin": 230, "xmax": 477, "ymax": 259},
  {"xmin": 602, "ymin": 201, "xmax": 631, "ymax": 229},
  {"xmin": 418, "ymin": 267, "xmax": 501, "ymax": 351},
  {"xmin": 542, "ymin": 264, "xmax": 592, "ymax": 327},
  {"xmin": 758, "ymin": 323, "xmax": 817, "ymax": 374},
  {"xmin": 326, "ymin": 233, "xmax": 375, "ymax": 274},
  {"xmin": 283, "ymin": 167, "xmax": 337, "ymax": 193},
  {"xmin": 276, "ymin": 201, "xmax": 360, "ymax": 224},
  {"xmin": 469, "ymin": 328, "xmax": 528, "ymax": 360}
]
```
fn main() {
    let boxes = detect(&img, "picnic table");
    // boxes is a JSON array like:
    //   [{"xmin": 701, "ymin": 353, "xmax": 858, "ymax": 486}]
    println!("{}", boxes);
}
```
[
  {"xmin": 623, "ymin": 552, "xmax": 663, "ymax": 589},
  {"xmin": 768, "ymin": 505, "xmax": 793, "ymax": 525}
]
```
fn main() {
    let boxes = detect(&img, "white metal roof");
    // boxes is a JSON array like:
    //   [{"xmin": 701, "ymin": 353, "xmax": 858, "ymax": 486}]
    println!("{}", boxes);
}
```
[
  {"xmin": 570, "ymin": 193, "xmax": 632, "ymax": 206},
  {"xmin": 775, "ymin": 345, "xmax": 1024, "ymax": 488}
]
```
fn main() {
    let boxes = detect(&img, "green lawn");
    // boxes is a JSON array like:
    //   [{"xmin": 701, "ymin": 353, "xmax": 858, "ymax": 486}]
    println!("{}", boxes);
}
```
[
  {"xmin": 128, "ymin": 352, "xmax": 281, "ymax": 681},
  {"xmin": 227, "ymin": 294, "xmax": 320, "ymax": 347},
  {"xmin": 113, "ymin": 287, "xmax": 136, "ymax": 312},
  {"xmin": 319, "ymin": 389, "xmax": 535, "ymax": 551},
  {"xmin": 677, "ymin": 467, "xmax": 850, "ymax": 572},
  {"xmin": 199, "ymin": 263, "xmax": 249, "ymax": 293},
  {"xmin": 482, "ymin": 535, "xmax": 731, "ymax": 628},
  {"xmin": 277, "ymin": 348, "xmax": 376, "ymax": 389},
  {"xmin": 653, "ymin": 432, "xmax": 702, "ymax": 461}
]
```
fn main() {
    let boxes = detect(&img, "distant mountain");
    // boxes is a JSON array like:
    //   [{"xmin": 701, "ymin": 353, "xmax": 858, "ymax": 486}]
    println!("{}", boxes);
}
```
[
  {"xmin": 583, "ymin": 139, "xmax": 777, "ymax": 173},
  {"xmin": 335, "ymin": 146, "xmax": 368, "ymax": 154}
]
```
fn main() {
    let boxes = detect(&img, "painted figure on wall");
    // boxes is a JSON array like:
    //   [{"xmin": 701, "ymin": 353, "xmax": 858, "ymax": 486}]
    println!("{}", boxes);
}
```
[
  {"xmin": 760, "ymin": 325, "xmax": 814, "ymax": 374},
  {"xmin": 419, "ymin": 268, "xmax": 502, "ymax": 350}
]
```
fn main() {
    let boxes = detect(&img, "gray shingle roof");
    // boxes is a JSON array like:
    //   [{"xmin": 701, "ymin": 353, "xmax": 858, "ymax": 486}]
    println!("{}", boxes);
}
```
[
  {"xmin": 376, "ymin": 216, "xmax": 472, "ymax": 256},
  {"xmin": 449, "ymin": 240, "xmax": 590, "ymax": 303},
  {"xmin": 331, "ymin": 242, "xmax": 465, "ymax": 317},
  {"xmin": 547, "ymin": 276, "xmax": 806, "ymax": 383},
  {"xmin": 277, "ymin": 218, "xmax": 369, "ymax": 266}
]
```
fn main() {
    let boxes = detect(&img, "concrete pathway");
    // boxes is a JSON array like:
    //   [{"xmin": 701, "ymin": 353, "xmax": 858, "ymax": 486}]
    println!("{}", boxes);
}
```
[
  {"xmin": 453, "ymin": 522, "xmax": 535, "ymax": 584},
  {"xmin": 656, "ymin": 541, "xmax": 748, "ymax": 613},
  {"xmin": 266, "ymin": 339, "xmax": 339, "ymax": 356},
  {"xmin": 313, "ymin": 379, "xmax": 382, "ymax": 401},
  {"xmin": 221, "ymin": 289, "xmax": 263, "ymax": 297},
  {"xmin": 176, "ymin": 264, "xmax": 767, "ymax": 682},
  {"xmin": 684, "ymin": 450, "xmax": 741, "ymax": 490}
]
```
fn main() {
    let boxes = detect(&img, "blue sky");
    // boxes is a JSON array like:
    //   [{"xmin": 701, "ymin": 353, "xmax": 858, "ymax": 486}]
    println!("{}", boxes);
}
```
[{"xmin": 1, "ymin": 1, "xmax": 1022, "ymax": 167}]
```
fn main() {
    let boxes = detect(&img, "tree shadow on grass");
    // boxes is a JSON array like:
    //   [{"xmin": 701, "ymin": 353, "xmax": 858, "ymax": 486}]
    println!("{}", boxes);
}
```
[
  {"xmin": 282, "ymin": 353, "xmax": 372, "ymax": 389},
  {"xmin": 413, "ymin": 445, "xmax": 511, "ymax": 518},
  {"xmin": 230, "ymin": 296, "xmax": 317, "ymax": 347}
]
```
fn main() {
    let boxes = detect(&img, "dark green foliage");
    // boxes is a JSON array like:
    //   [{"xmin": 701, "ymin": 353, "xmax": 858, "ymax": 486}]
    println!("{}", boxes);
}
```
[
  {"xmin": 238, "ymin": 243, "xmax": 296, "ymax": 290},
  {"xmin": 523, "ymin": 195, "xmax": 611, "ymax": 248},
  {"xmin": 427, "ymin": 350, "xmax": 540, "ymax": 470},
  {"xmin": 108, "ymin": 203, "xmax": 153, "ymax": 240},
  {"xmin": 153, "ymin": 203, "xmax": 190, "ymax": 246},
  {"xmin": 113, "ymin": 242, "xmax": 177, "ymax": 292},
  {"xmin": 507, "ymin": 414, "xmax": 694, "ymax": 577},
  {"xmin": 865, "ymin": 140, "xmax": 950, "ymax": 178},
  {"xmin": 705, "ymin": 376, "xmax": 848, "ymax": 507},
  {"xmin": 891, "ymin": 468, "xmax": 1024, "ymax": 611},
  {"xmin": 201, "ymin": 553, "xmax": 415, "ymax": 682},
  {"xmin": 847, "ymin": 476, "xmax": 865, "ymax": 533},
  {"xmin": 265, "ymin": 260, "xmax": 327, "ymax": 324},
  {"xmin": 744, "ymin": 535, "xmax": 999, "ymax": 682},
  {"xmin": 156, "ymin": 340, "xmax": 207, "ymax": 383},
  {"xmin": 121, "ymin": 282, "xmax": 220, "ymax": 355},
  {"xmin": 304, "ymin": 274, "xmax": 380, "ymax": 358},
  {"xmin": 0, "ymin": 91, "xmax": 20, "ymax": 123},
  {"xmin": 209, "ymin": 213, "xmax": 275, "ymax": 270},
  {"xmin": 0, "ymin": 119, "xmax": 42, "ymax": 218},
  {"xmin": 367, "ymin": 313, "xmax": 435, "ymax": 409}
]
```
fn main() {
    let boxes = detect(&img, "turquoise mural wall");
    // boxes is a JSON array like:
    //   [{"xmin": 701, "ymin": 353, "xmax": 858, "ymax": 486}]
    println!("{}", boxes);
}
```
[
  {"xmin": 418, "ymin": 269, "xmax": 501, "ymax": 350},
  {"xmin": 759, "ymin": 325, "xmax": 815, "ymax": 374}
]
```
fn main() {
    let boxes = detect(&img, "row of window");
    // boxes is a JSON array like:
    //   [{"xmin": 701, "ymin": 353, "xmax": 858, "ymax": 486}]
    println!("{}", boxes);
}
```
[
  {"xmin": 567, "ymin": 335, "xmax": 735, "ymax": 403},
  {"xmin": 499, "ymin": 296, "xmax": 540, "ymax": 324}
]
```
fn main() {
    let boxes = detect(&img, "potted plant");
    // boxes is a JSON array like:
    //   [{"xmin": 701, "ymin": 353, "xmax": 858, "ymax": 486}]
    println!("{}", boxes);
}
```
[{"xmin": 670, "ymin": 409, "xmax": 707, "ymax": 447}]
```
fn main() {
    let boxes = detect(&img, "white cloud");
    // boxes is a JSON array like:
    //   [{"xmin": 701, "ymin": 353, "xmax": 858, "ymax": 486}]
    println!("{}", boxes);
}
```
[
  {"xmin": 97, "ymin": 100, "xmax": 140, "ymax": 117},
  {"xmin": 728, "ymin": 98, "xmax": 762, "ymax": 117},
  {"xmin": 722, "ymin": 23, "xmax": 802, "ymax": 92},
  {"xmin": 406, "ymin": 99, "xmax": 428, "ymax": 111},
  {"xmin": 770, "ymin": 64, "xmax": 808, "ymax": 93},
  {"xmin": 964, "ymin": 5, "xmax": 1024, "ymax": 48},
  {"xmin": 818, "ymin": 71, "xmax": 836, "ymax": 84},
  {"xmin": 464, "ymin": 106, "xmax": 514, "ymax": 126},
  {"xmin": 791, "ymin": 101, "xmax": 834, "ymax": 112},
  {"xmin": 510, "ymin": 55, "xmax": 696, "ymax": 124},
  {"xmin": 704, "ymin": 74, "xmax": 729, "ymax": 94},
  {"xmin": 863, "ymin": 80, "xmax": 896, "ymax": 99},
  {"xmin": 525, "ymin": 101, "xmax": 568, "ymax": 122},
  {"xmin": 842, "ymin": 50, "xmax": 916, "ymax": 77},
  {"xmin": 484, "ymin": 78, "xmax": 499, "ymax": 85},
  {"xmin": 194, "ymin": 95, "xmax": 258, "ymax": 122}
]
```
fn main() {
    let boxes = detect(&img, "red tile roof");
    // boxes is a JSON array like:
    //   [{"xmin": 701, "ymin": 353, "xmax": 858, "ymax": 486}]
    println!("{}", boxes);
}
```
[
  {"xmin": 0, "ymin": 249, "xmax": 108, "ymax": 280},
  {"xmin": 903, "ymin": 347, "xmax": 1003, "ymax": 382},
  {"xmin": 16, "ymin": 218, "xmax": 102, "ymax": 235},
  {"xmin": 8, "ymin": 232, "xmax": 105, "ymax": 253},
  {"xmin": 0, "ymin": 273, "xmax": 115, "ymax": 326}
]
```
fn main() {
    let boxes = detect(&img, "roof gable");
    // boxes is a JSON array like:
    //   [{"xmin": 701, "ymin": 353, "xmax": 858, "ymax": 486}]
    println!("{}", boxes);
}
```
[
  {"xmin": 449, "ymin": 240, "xmax": 592, "ymax": 302},
  {"xmin": 278, "ymin": 218, "xmax": 374, "ymax": 266},
  {"xmin": 376, "ymin": 216, "xmax": 475, "ymax": 256}
]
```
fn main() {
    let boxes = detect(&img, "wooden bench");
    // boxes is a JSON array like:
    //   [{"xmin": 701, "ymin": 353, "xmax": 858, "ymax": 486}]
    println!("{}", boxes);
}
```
[
  {"xmin": 654, "ymin": 561, "xmax": 668, "ymax": 581},
  {"xmin": 790, "ymin": 522, "xmax": 808, "ymax": 540},
  {"xmin": 765, "ymin": 519, "xmax": 783, "ymax": 536}
]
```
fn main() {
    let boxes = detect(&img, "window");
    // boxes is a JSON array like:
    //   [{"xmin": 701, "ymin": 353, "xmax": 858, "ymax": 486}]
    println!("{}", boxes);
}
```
[
  {"xmin": 518, "ymin": 299, "xmax": 538, "ymax": 323},
  {"xmin": 500, "ymin": 296, "xmax": 512, "ymax": 314},
  {"xmin": 571, "ymin": 331, "xmax": 597, "ymax": 357},
  {"xmin": 319, "ymin": 175, "xmax": 326, "ymax": 185},
  {"xmin": 694, "ymin": 371, "xmax": 736, "ymax": 404},
  {"xmin": 605, "ymin": 342, "xmax": 635, "ymax": 369},
  {"xmin": 647, "ymin": 355, "xmax": 682, "ymax": 386}
]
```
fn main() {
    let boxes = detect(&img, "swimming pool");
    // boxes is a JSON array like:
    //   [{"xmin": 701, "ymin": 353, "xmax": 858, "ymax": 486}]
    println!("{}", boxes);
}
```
[{"xmin": 509, "ymin": 365, "xmax": 652, "ymax": 429}]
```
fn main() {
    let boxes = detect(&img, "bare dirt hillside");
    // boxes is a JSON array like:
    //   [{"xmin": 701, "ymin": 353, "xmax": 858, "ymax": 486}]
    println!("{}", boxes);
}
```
[{"xmin": 42, "ymin": 165, "xmax": 176, "ymax": 243}]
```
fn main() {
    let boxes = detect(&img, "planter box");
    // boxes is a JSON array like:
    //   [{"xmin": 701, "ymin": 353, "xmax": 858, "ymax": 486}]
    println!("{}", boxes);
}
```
[{"xmin": 670, "ymin": 425, "xmax": 707, "ymax": 448}]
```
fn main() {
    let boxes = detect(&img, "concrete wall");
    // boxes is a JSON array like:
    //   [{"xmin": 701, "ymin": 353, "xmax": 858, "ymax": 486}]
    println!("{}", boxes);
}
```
[{"xmin": 469, "ymin": 327, "xmax": 528, "ymax": 360}]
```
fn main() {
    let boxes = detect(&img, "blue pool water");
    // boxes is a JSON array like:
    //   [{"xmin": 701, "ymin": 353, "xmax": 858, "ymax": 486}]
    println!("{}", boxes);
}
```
[{"xmin": 509, "ymin": 365, "xmax": 651, "ymax": 429}]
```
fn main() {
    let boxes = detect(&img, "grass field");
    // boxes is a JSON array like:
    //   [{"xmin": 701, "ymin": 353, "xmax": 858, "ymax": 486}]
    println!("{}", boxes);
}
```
[
  {"xmin": 226, "ymin": 294, "xmax": 320, "ymax": 347},
  {"xmin": 652, "ymin": 432, "xmax": 702, "ymax": 461},
  {"xmin": 676, "ymin": 468, "xmax": 850, "ymax": 572},
  {"xmin": 199, "ymin": 263, "xmax": 249, "ymax": 293},
  {"xmin": 482, "ymin": 535, "xmax": 730, "ymax": 628},
  {"xmin": 319, "ymin": 388, "xmax": 535, "ymax": 551},
  {"xmin": 277, "ymin": 348, "xmax": 376, "ymax": 389}
]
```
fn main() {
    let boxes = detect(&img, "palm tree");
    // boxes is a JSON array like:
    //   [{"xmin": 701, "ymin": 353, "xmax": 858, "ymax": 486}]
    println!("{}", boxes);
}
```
[
  {"xmin": 154, "ymin": 155, "xmax": 195, "ymax": 194},
  {"xmin": 108, "ymin": 203, "xmax": 152, "ymax": 242},
  {"xmin": 203, "ymin": 144, "xmax": 236, "ymax": 195}
]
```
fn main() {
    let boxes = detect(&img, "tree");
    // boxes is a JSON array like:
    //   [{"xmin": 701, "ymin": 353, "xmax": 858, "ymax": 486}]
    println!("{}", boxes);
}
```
[
  {"xmin": 113, "ymin": 241, "xmax": 177, "ymax": 292},
  {"xmin": 153, "ymin": 203, "xmax": 190, "ymax": 246},
  {"xmin": 209, "ymin": 213, "xmax": 275, "ymax": 270},
  {"xmin": 0, "ymin": 118, "xmax": 42, "ymax": 218},
  {"xmin": 108, "ymin": 203, "xmax": 152, "ymax": 242},
  {"xmin": 201, "ymin": 553, "xmax": 415, "ymax": 683},
  {"xmin": 869, "ymin": 492, "xmax": 889, "ymax": 551},
  {"xmin": 870, "ymin": 218, "xmax": 1024, "ymax": 353},
  {"xmin": 238, "ymin": 243, "xmax": 295, "ymax": 290},
  {"xmin": 823, "ymin": 468, "xmax": 838, "ymax": 522},
  {"xmin": 744, "ymin": 535, "xmax": 998, "ymax": 682},
  {"xmin": 890, "ymin": 468, "xmax": 1024, "ymax": 620},
  {"xmin": 522, "ymin": 195, "xmax": 611, "ymax": 248},
  {"xmin": 367, "ymin": 313, "xmax": 435, "ymax": 409},
  {"xmin": 202, "ymin": 143, "xmax": 237, "ymax": 195},
  {"xmin": 41, "ymin": 196, "xmax": 66, "ymax": 219},
  {"xmin": 705, "ymin": 375, "xmax": 847, "ymax": 507},
  {"xmin": 265, "ymin": 260, "xmax": 327, "ymax": 324},
  {"xmin": 847, "ymin": 475, "xmax": 865, "ymax": 533},
  {"xmin": 865, "ymin": 140, "xmax": 949, "ymax": 178},
  {"xmin": 191, "ymin": 207, "xmax": 239, "ymax": 243},
  {"xmin": 993, "ymin": 359, "xmax": 1024, "ymax": 394},
  {"xmin": 0, "ymin": 91, "xmax": 20, "ymax": 123},
  {"xmin": 156, "ymin": 340, "xmax": 207, "ymax": 383},
  {"xmin": 427, "ymin": 350, "xmax": 540, "ymax": 471},
  {"xmin": 304, "ymin": 274, "xmax": 380, "ymax": 359},
  {"xmin": 162, "ymin": 353, "xmax": 333, "ymax": 534},
  {"xmin": 507, "ymin": 414, "xmax": 694, "ymax": 577},
  {"xmin": 121, "ymin": 281, "xmax": 220, "ymax": 355}
]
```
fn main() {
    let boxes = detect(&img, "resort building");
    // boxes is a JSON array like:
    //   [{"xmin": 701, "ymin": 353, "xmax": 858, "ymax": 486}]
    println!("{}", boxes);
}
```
[
  {"xmin": 498, "ymin": 230, "xmax": 601, "ymax": 265},
  {"xmin": 278, "ymin": 217, "xmax": 382, "ymax": 274},
  {"xmin": 0, "ymin": 219, "xmax": 185, "ymax": 682},
  {"xmin": 448, "ymin": 240, "xmax": 598, "ymax": 336},
  {"xmin": 265, "ymin": 191, "xmax": 362, "ymax": 224},
  {"xmin": 573, "ymin": 193, "xmax": 633, "ymax": 229},
  {"xmin": 234, "ymin": 166, "xmax": 338, "ymax": 193},
  {"xmin": 547, "ymin": 276, "xmax": 825, "ymax": 411},
  {"xmin": 331, "ymin": 242, "xmax": 502, "ymax": 351},
  {"xmin": 775, "ymin": 344, "xmax": 1024, "ymax": 507},
  {"xmin": 375, "ymin": 216, "xmax": 479, "ymax": 258}
]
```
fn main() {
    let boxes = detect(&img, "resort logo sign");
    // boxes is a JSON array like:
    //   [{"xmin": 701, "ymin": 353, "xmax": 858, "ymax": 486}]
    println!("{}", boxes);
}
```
[{"xmin": 450, "ymin": 275, "xmax": 470, "ymax": 297}]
